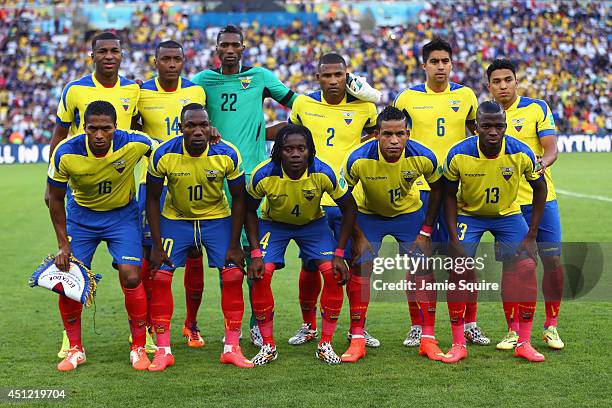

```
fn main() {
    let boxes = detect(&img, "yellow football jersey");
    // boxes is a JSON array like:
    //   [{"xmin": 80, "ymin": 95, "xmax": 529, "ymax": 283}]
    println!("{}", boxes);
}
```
[
  {"xmin": 504, "ymin": 96, "xmax": 557, "ymax": 205},
  {"xmin": 248, "ymin": 157, "xmax": 349, "ymax": 225},
  {"xmin": 56, "ymin": 73, "xmax": 140, "ymax": 136},
  {"xmin": 148, "ymin": 138, "xmax": 243, "ymax": 220},
  {"xmin": 289, "ymin": 91, "xmax": 377, "ymax": 206},
  {"xmin": 137, "ymin": 76, "xmax": 207, "ymax": 183},
  {"xmin": 393, "ymin": 82, "xmax": 478, "ymax": 190},
  {"xmin": 343, "ymin": 139, "xmax": 441, "ymax": 217},
  {"xmin": 444, "ymin": 136, "xmax": 542, "ymax": 217},
  {"xmin": 48, "ymin": 130, "xmax": 155, "ymax": 211}
]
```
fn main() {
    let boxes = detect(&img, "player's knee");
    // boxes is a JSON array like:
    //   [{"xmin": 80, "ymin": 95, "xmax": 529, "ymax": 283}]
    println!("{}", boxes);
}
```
[
  {"xmin": 221, "ymin": 266, "xmax": 244, "ymax": 284},
  {"xmin": 542, "ymin": 255, "xmax": 562, "ymax": 270},
  {"xmin": 122, "ymin": 274, "xmax": 142, "ymax": 289}
]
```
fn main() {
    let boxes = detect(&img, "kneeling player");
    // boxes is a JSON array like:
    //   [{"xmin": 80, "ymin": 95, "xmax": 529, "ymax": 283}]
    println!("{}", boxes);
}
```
[
  {"xmin": 47, "ymin": 101, "xmax": 156, "ymax": 371},
  {"xmin": 340, "ymin": 106, "xmax": 444, "ymax": 362},
  {"xmin": 442, "ymin": 101, "xmax": 547, "ymax": 363},
  {"xmin": 146, "ymin": 104, "xmax": 252, "ymax": 370},
  {"xmin": 245, "ymin": 124, "xmax": 357, "ymax": 365}
]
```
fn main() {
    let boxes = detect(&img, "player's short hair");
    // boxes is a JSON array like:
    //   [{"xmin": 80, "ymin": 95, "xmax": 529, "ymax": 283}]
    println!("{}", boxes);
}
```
[
  {"xmin": 91, "ymin": 31, "xmax": 121, "ymax": 51},
  {"xmin": 422, "ymin": 37, "xmax": 452, "ymax": 63},
  {"xmin": 477, "ymin": 100, "xmax": 505, "ymax": 117},
  {"xmin": 486, "ymin": 58, "xmax": 517, "ymax": 81},
  {"xmin": 180, "ymin": 103, "xmax": 207, "ymax": 123},
  {"xmin": 376, "ymin": 106, "xmax": 407, "ymax": 130},
  {"xmin": 156, "ymin": 40, "xmax": 184, "ymax": 57},
  {"xmin": 318, "ymin": 53, "xmax": 347, "ymax": 69},
  {"xmin": 271, "ymin": 124, "xmax": 316, "ymax": 166},
  {"xmin": 84, "ymin": 100, "xmax": 117, "ymax": 124},
  {"xmin": 216, "ymin": 24, "xmax": 244, "ymax": 44}
]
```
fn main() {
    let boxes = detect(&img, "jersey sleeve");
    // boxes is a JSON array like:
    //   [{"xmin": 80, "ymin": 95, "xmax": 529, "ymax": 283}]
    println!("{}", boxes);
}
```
[
  {"xmin": 263, "ymin": 68, "xmax": 296, "ymax": 108},
  {"xmin": 444, "ymin": 150, "xmax": 461, "ymax": 182},
  {"xmin": 147, "ymin": 147, "xmax": 166, "ymax": 182},
  {"xmin": 466, "ymin": 88, "xmax": 478, "ymax": 122},
  {"xmin": 247, "ymin": 169, "xmax": 265, "ymax": 200},
  {"xmin": 47, "ymin": 146, "xmax": 69, "ymax": 188},
  {"xmin": 537, "ymin": 102, "xmax": 556, "ymax": 138},
  {"xmin": 322, "ymin": 166, "xmax": 349, "ymax": 203},
  {"xmin": 521, "ymin": 147, "xmax": 540, "ymax": 181},
  {"xmin": 423, "ymin": 152, "xmax": 442, "ymax": 184},
  {"xmin": 226, "ymin": 147, "xmax": 245, "ymax": 185},
  {"xmin": 198, "ymin": 86, "xmax": 207, "ymax": 106},
  {"xmin": 341, "ymin": 153, "xmax": 360, "ymax": 188},
  {"xmin": 363, "ymin": 102, "xmax": 378, "ymax": 133},
  {"xmin": 55, "ymin": 84, "xmax": 74, "ymax": 128},
  {"xmin": 288, "ymin": 97, "xmax": 303, "ymax": 125}
]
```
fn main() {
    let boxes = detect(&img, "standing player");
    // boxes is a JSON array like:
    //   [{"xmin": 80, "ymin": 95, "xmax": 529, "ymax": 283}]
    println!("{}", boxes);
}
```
[
  {"xmin": 286, "ymin": 53, "xmax": 379, "ymax": 348},
  {"xmin": 47, "ymin": 101, "xmax": 156, "ymax": 371},
  {"xmin": 49, "ymin": 31, "xmax": 141, "ymax": 358},
  {"xmin": 486, "ymin": 59, "xmax": 565, "ymax": 350},
  {"xmin": 245, "ymin": 124, "xmax": 358, "ymax": 365},
  {"xmin": 340, "ymin": 107, "xmax": 444, "ymax": 362},
  {"xmin": 442, "ymin": 101, "xmax": 547, "ymax": 363},
  {"xmin": 136, "ymin": 40, "xmax": 208, "ymax": 349},
  {"xmin": 393, "ymin": 38, "xmax": 487, "ymax": 347},
  {"xmin": 146, "ymin": 104, "xmax": 252, "ymax": 370}
]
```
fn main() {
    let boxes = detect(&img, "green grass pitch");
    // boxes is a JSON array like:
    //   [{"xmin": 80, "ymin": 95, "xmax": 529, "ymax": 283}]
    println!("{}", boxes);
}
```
[{"xmin": 0, "ymin": 153, "xmax": 610, "ymax": 407}]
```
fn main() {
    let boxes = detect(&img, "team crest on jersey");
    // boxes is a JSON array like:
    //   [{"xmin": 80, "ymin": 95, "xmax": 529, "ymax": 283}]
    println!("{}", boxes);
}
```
[
  {"xmin": 302, "ymin": 188, "xmax": 317, "ymax": 201},
  {"xmin": 500, "ymin": 166, "xmax": 515, "ymax": 181},
  {"xmin": 205, "ymin": 169, "xmax": 220, "ymax": 182},
  {"xmin": 341, "ymin": 111, "xmax": 355, "ymax": 125},
  {"xmin": 119, "ymin": 97, "xmax": 130, "ymax": 111},
  {"xmin": 239, "ymin": 76, "xmax": 252, "ymax": 89},
  {"xmin": 179, "ymin": 98, "xmax": 190, "ymax": 106},
  {"xmin": 512, "ymin": 118, "xmax": 525, "ymax": 132},
  {"xmin": 449, "ymin": 99, "xmax": 461, "ymax": 112},
  {"xmin": 113, "ymin": 159, "xmax": 127, "ymax": 173},
  {"xmin": 402, "ymin": 169, "xmax": 418, "ymax": 182}
]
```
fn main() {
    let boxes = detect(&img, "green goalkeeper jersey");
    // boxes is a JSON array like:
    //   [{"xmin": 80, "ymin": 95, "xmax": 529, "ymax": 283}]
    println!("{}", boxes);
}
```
[{"xmin": 192, "ymin": 65, "xmax": 296, "ymax": 174}]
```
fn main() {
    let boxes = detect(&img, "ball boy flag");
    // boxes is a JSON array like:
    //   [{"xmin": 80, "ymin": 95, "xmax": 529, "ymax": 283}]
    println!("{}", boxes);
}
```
[{"xmin": 29, "ymin": 255, "xmax": 101, "ymax": 307}]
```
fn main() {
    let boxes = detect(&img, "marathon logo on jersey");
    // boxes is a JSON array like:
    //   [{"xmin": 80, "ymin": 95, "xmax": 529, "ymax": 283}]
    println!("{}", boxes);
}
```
[
  {"xmin": 239, "ymin": 76, "xmax": 252, "ymax": 89},
  {"xmin": 113, "ymin": 159, "xmax": 127, "ymax": 173},
  {"xmin": 179, "ymin": 98, "xmax": 190, "ymax": 106},
  {"xmin": 512, "ymin": 118, "xmax": 525, "ymax": 132},
  {"xmin": 205, "ymin": 169, "xmax": 220, "ymax": 182},
  {"xmin": 449, "ymin": 99, "xmax": 461, "ymax": 112},
  {"xmin": 119, "ymin": 97, "xmax": 130, "ymax": 111},
  {"xmin": 342, "ymin": 111, "xmax": 355, "ymax": 125},
  {"xmin": 500, "ymin": 166, "xmax": 515, "ymax": 181},
  {"xmin": 402, "ymin": 169, "xmax": 418, "ymax": 182},
  {"xmin": 302, "ymin": 188, "xmax": 317, "ymax": 201}
]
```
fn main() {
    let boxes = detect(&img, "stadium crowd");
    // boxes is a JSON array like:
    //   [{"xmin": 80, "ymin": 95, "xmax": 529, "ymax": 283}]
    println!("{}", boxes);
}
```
[{"xmin": 0, "ymin": 1, "xmax": 609, "ymax": 144}]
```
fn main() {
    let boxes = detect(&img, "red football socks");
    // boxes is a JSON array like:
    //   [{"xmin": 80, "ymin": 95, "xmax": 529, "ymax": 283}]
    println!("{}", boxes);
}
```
[
  {"xmin": 298, "ymin": 267, "xmax": 321, "ymax": 329},
  {"xmin": 184, "ymin": 256, "xmax": 204, "ymax": 327},
  {"xmin": 220, "ymin": 266, "xmax": 245, "ymax": 346},
  {"xmin": 150, "ymin": 270, "xmax": 174, "ymax": 348},
  {"xmin": 141, "ymin": 257, "xmax": 153, "ymax": 325},
  {"xmin": 463, "ymin": 268, "xmax": 478, "ymax": 324},
  {"xmin": 320, "ymin": 261, "xmax": 343, "ymax": 343},
  {"xmin": 252, "ymin": 263, "xmax": 276, "ymax": 346},
  {"xmin": 414, "ymin": 272, "xmax": 436, "ymax": 336},
  {"xmin": 122, "ymin": 281, "xmax": 149, "ymax": 348},
  {"xmin": 543, "ymin": 264, "xmax": 563, "ymax": 328},
  {"xmin": 347, "ymin": 273, "xmax": 370, "ymax": 336},
  {"xmin": 59, "ymin": 295, "xmax": 83, "ymax": 348}
]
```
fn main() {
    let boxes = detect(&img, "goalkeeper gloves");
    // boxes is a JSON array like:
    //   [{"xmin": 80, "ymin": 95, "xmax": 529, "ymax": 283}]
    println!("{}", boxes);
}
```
[{"xmin": 346, "ymin": 73, "xmax": 382, "ymax": 103}]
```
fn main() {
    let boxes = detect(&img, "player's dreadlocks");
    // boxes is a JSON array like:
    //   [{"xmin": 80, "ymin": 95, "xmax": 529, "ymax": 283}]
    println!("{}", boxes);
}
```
[{"xmin": 271, "ymin": 124, "xmax": 316, "ymax": 167}]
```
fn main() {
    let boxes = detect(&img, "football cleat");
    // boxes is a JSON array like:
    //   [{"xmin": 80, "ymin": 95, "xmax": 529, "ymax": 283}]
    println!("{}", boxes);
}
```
[
  {"xmin": 220, "ymin": 345, "xmax": 254, "ymax": 368},
  {"xmin": 441, "ymin": 344, "xmax": 468, "ymax": 363},
  {"xmin": 465, "ymin": 325, "xmax": 491, "ymax": 345},
  {"xmin": 418, "ymin": 337, "xmax": 445, "ymax": 361},
  {"xmin": 148, "ymin": 349, "xmax": 175, "ymax": 372},
  {"xmin": 57, "ymin": 346, "xmax": 86, "ymax": 372},
  {"xmin": 289, "ymin": 323, "xmax": 318, "ymax": 345},
  {"xmin": 251, "ymin": 343, "xmax": 278, "ymax": 366},
  {"xmin": 316, "ymin": 342, "xmax": 341, "ymax": 365},
  {"xmin": 348, "ymin": 330, "xmax": 380, "ymax": 348},
  {"xmin": 514, "ymin": 342, "xmax": 545, "ymax": 362},
  {"xmin": 250, "ymin": 325, "xmax": 264, "ymax": 347},
  {"xmin": 182, "ymin": 325, "xmax": 205, "ymax": 348},
  {"xmin": 496, "ymin": 330, "xmax": 519, "ymax": 350},
  {"xmin": 543, "ymin": 326, "xmax": 564, "ymax": 350},
  {"xmin": 341, "ymin": 337, "xmax": 366, "ymax": 362},
  {"xmin": 129, "ymin": 346, "xmax": 151, "ymax": 371},
  {"xmin": 57, "ymin": 330, "xmax": 70, "ymax": 359},
  {"xmin": 403, "ymin": 326, "xmax": 422, "ymax": 347}
]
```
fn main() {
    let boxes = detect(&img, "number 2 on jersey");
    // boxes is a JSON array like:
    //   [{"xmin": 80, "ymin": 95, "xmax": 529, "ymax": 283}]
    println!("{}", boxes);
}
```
[
  {"xmin": 326, "ymin": 128, "xmax": 335, "ymax": 146},
  {"xmin": 164, "ymin": 116, "xmax": 180, "ymax": 136},
  {"xmin": 221, "ymin": 93, "xmax": 237, "ymax": 111}
]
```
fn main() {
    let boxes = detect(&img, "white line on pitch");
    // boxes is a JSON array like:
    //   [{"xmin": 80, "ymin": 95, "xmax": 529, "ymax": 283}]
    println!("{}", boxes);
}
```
[{"xmin": 556, "ymin": 188, "xmax": 612, "ymax": 203}]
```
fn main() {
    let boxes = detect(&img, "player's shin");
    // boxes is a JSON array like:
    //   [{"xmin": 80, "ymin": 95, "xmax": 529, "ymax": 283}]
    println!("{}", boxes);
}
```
[
  {"xmin": 513, "ymin": 258, "xmax": 538, "ymax": 344},
  {"xmin": 252, "ymin": 263, "xmax": 275, "ymax": 346},
  {"xmin": 347, "ymin": 271, "xmax": 370, "ymax": 336},
  {"xmin": 59, "ymin": 295, "xmax": 83, "ymax": 348},
  {"xmin": 414, "ymin": 270, "xmax": 437, "ymax": 337},
  {"xmin": 463, "ymin": 267, "xmax": 478, "ymax": 325},
  {"xmin": 141, "ymin": 256, "xmax": 153, "ymax": 325},
  {"xmin": 122, "ymin": 280, "xmax": 148, "ymax": 348},
  {"xmin": 447, "ymin": 269, "xmax": 467, "ymax": 346},
  {"xmin": 184, "ymin": 256, "xmax": 204, "ymax": 327},
  {"xmin": 320, "ymin": 261, "xmax": 343, "ymax": 344},
  {"xmin": 299, "ymin": 266, "xmax": 321, "ymax": 329},
  {"xmin": 501, "ymin": 266, "xmax": 520, "ymax": 333},
  {"xmin": 150, "ymin": 270, "xmax": 174, "ymax": 350},
  {"xmin": 221, "ymin": 266, "xmax": 245, "ymax": 347},
  {"xmin": 542, "ymin": 260, "xmax": 563, "ymax": 328}
]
